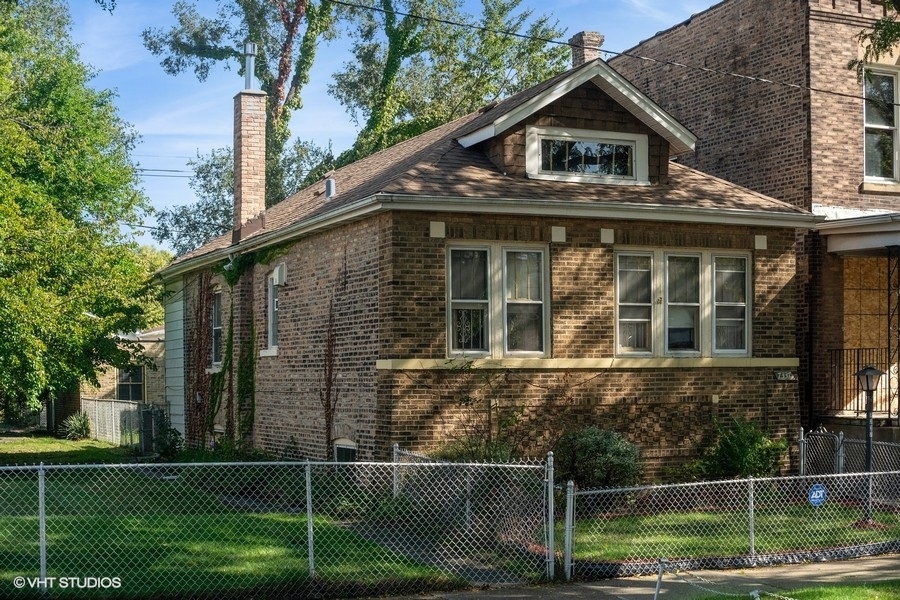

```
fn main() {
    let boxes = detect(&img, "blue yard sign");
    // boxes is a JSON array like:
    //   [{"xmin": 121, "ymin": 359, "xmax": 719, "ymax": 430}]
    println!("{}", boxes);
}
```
[{"xmin": 808, "ymin": 483, "xmax": 827, "ymax": 507}]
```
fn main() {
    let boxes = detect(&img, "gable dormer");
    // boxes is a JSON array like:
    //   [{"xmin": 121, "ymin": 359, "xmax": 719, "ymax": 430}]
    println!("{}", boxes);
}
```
[{"xmin": 457, "ymin": 50, "xmax": 695, "ymax": 187}]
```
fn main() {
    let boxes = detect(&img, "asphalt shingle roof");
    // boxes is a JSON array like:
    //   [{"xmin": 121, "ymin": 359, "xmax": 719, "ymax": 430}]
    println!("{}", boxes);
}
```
[{"xmin": 168, "ymin": 62, "xmax": 811, "ymax": 271}]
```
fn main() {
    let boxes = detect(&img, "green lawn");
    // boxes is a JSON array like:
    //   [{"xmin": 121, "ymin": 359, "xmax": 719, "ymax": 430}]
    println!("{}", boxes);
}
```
[
  {"xmin": 0, "ymin": 432, "xmax": 131, "ymax": 465},
  {"xmin": 566, "ymin": 505, "xmax": 900, "ymax": 562},
  {"xmin": 0, "ymin": 434, "xmax": 462, "ymax": 598},
  {"xmin": 697, "ymin": 580, "xmax": 900, "ymax": 599}
]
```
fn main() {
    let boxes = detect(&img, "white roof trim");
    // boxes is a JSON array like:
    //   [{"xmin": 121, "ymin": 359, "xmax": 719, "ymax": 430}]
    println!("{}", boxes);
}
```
[
  {"xmin": 457, "ymin": 60, "xmax": 696, "ymax": 155},
  {"xmin": 159, "ymin": 192, "xmax": 816, "ymax": 281}
]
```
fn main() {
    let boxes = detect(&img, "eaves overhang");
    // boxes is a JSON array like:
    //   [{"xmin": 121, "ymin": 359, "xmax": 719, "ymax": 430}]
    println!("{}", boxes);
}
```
[
  {"xmin": 159, "ymin": 193, "xmax": 819, "ymax": 281},
  {"xmin": 457, "ymin": 60, "xmax": 697, "ymax": 156},
  {"xmin": 814, "ymin": 212, "xmax": 900, "ymax": 254}
]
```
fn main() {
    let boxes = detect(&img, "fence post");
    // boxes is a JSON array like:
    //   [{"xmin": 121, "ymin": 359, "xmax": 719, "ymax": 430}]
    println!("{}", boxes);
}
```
[
  {"xmin": 392, "ymin": 443, "xmax": 399, "ymax": 499},
  {"xmin": 546, "ymin": 451, "xmax": 555, "ymax": 581},
  {"xmin": 747, "ymin": 476, "xmax": 756, "ymax": 566},
  {"xmin": 305, "ymin": 461, "xmax": 315, "ymax": 578},
  {"xmin": 799, "ymin": 427, "xmax": 806, "ymax": 476},
  {"xmin": 836, "ymin": 431, "xmax": 845, "ymax": 474},
  {"xmin": 39, "ymin": 462, "xmax": 47, "ymax": 583},
  {"xmin": 564, "ymin": 480, "xmax": 574, "ymax": 581}
]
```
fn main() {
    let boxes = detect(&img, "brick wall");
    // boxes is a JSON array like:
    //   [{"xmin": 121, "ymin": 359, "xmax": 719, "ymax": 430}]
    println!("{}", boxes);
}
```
[
  {"xmin": 610, "ymin": 0, "xmax": 811, "ymax": 210},
  {"xmin": 378, "ymin": 212, "xmax": 800, "ymax": 478},
  {"xmin": 180, "ymin": 209, "xmax": 800, "ymax": 478}
]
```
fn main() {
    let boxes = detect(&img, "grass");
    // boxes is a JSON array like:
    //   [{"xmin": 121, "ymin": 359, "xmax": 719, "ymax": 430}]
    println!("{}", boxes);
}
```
[
  {"xmin": 697, "ymin": 580, "xmax": 900, "ymax": 599},
  {"xmin": 0, "ymin": 431, "xmax": 132, "ymax": 465},
  {"xmin": 567, "ymin": 505, "xmax": 900, "ymax": 562},
  {"xmin": 0, "ymin": 432, "xmax": 462, "ymax": 598}
]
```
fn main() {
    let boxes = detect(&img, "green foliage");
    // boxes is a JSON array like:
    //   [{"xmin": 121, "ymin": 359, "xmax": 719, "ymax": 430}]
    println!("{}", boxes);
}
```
[
  {"xmin": 0, "ymin": 0, "xmax": 153, "ymax": 413},
  {"xmin": 59, "ymin": 411, "xmax": 91, "ymax": 441},
  {"xmin": 702, "ymin": 418, "xmax": 787, "ymax": 479},
  {"xmin": 430, "ymin": 437, "xmax": 518, "ymax": 463},
  {"xmin": 153, "ymin": 148, "xmax": 234, "ymax": 255},
  {"xmin": 142, "ymin": 0, "xmax": 337, "ymax": 207},
  {"xmin": 331, "ymin": 0, "xmax": 568, "ymax": 164},
  {"xmin": 850, "ymin": 1, "xmax": 900, "ymax": 77},
  {"xmin": 154, "ymin": 411, "xmax": 184, "ymax": 462},
  {"xmin": 553, "ymin": 426, "xmax": 644, "ymax": 488}
]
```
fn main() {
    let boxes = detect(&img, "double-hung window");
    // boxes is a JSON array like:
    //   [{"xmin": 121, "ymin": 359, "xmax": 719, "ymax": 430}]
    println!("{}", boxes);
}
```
[
  {"xmin": 616, "ymin": 250, "xmax": 750, "ymax": 357},
  {"xmin": 448, "ymin": 245, "xmax": 549, "ymax": 358},
  {"xmin": 211, "ymin": 290, "xmax": 223, "ymax": 365},
  {"xmin": 117, "ymin": 366, "xmax": 144, "ymax": 402},
  {"xmin": 267, "ymin": 272, "xmax": 280, "ymax": 349},
  {"xmin": 864, "ymin": 69, "xmax": 899, "ymax": 181}
]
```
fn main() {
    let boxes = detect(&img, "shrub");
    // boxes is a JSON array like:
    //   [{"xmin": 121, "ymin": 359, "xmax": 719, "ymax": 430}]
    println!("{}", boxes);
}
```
[
  {"xmin": 153, "ymin": 411, "xmax": 184, "ymax": 462},
  {"xmin": 703, "ymin": 417, "xmax": 787, "ymax": 479},
  {"xmin": 553, "ymin": 427, "xmax": 643, "ymax": 488},
  {"xmin": 431, "ymin": 437, "xmax": 517, "ymax": 463},
  {"xmin": 59, "ymin": 411, "xmax": 91, "ymax": 440}
]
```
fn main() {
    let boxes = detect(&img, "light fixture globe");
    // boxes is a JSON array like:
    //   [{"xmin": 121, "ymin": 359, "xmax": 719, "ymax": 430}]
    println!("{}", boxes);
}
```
[{"xmin": 856, "ymin": 365, "xmax": 884, "ymax": 393}]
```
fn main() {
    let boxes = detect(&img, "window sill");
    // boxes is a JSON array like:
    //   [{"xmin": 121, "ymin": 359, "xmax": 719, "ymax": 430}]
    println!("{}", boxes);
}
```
[
  {"xmin": 377, "ymin": 357, "xmax": 797, "ymax": 369},
  {"xmin": 860, "ymin": 181, "xmax": 900, "ymax": 195},
  {"xmin": 260, "ymin": 346, "xmax": 279, "ymax": 357},
  {"xmin": 206, "ymin": 364, "xmax": 223, "ymax": 374}
]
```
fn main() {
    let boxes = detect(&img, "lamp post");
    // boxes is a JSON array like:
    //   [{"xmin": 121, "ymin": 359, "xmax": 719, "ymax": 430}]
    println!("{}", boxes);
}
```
[{"xmin": 856, "ymin": 364, "xmax": 884, "ymax": 523}]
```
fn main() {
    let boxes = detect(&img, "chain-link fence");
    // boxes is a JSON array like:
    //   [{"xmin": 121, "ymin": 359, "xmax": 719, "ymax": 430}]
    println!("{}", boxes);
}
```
[
  {"xmin": 562, "ymin": 471, "xmax": 900, "ymax": 580},
  {"xmin": 800, "ymin": 428, "xmax": 900, "ymax": 474},
  {"xmin": 0, "ymin": 459, "xmax": 550, "ymax": 598}
]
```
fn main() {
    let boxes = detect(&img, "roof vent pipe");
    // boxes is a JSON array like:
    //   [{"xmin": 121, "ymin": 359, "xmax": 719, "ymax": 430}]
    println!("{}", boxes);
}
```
[
  {"xmin": 325, "ymin": 178, "xmax": 336, "ymax": 199},
  {"xmin": 244, "ymin": 41, "xmax": 258, "ymax": 89}
]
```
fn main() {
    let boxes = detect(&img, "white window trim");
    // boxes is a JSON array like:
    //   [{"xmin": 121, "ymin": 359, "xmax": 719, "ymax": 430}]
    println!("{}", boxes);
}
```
[
  {"xmin": 210, "ymin": 288, "xmax": 224, "ymax": 368},
  {"xmin": 334, "ymin": 437, "xmax": 357, "ymax": 462},
  {"xmin": 525, "ymin": 125, "xmax": 650, "ymax": 185},
  {"xmin": 447, "ymin": 243, "xmax": 551, "ymax": 359},
  {"xmin": 863, "ymin": 67, "xmax": 900, "ymax": 182},
  {"xmin": 615, "ymin": 248, "xmax": 751, "ymax": 358},
  {"xmin": 261, "ymin": 269, "xmax": 280, "ymax": 357}
]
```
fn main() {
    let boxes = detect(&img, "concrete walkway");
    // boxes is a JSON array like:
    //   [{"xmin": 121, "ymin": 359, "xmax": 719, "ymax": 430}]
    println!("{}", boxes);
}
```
[{"xmin": 391, "ymin": 553, "xmax": 900, "ymax": 599}]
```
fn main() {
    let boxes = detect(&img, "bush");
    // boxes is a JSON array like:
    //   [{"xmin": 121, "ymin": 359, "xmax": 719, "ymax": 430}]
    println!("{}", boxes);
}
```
[
  {"xmin": 153, "ymin": 411, "xmax": 183, "ymax": 462},
  {"xmin": 553, "ymin": 427, "xmax": 643, "ymax": 488},
  {"xmin": 669, "ymin": 418, "xmax": 788, "ymax": 481},
  {"xmin": 703, "ymin": 418, "xmax": 787, "ymax": 479},
  {"xmin": 59, "ymin": 411, "xmax": 91, "ymax": 440}
]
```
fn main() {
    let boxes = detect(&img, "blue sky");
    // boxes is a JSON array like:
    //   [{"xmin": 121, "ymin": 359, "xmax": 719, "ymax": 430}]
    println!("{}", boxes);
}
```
[{"xmin": 68, "ymin": 0, "xmax": 711, "ymax": 249}]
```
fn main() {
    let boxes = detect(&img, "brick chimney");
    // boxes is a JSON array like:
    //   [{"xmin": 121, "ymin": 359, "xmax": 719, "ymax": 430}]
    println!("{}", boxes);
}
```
[
  {"xmin": 569, "ymin": 31, "xmax": 605, "ymax": 67},
  {"xmin": 233, "ymin": 43, "xmax": 266, "ymax": 244}
]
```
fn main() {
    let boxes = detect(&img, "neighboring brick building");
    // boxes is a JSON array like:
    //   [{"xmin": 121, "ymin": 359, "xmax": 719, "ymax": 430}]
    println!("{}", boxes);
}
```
[
  {"xmin": 81, "ymin": 327, "xmax": 166, "ymax": 408},
  {"xmin": 607, "ymin": 0, "xmax": 900, "ymax": 435},
  {"xmin": 159, "ymin": 55, "xmax": 817, "ymax": 478}
]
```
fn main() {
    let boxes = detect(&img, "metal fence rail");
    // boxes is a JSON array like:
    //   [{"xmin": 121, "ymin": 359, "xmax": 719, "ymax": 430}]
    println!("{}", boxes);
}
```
[
  {"xmin": 80, "ymin": 398, "xmax": 140, "ymax": 447},
  {"xmin": 563, "ymin": 471, "xmax": 900, "ymax": 580},
  {"xmin": 800, "ymin": 428, "xmax": 900, "ymax": 474},
  {"xmin": 0, "ymin": 460, "xmax": 549, "ymax": 598}
]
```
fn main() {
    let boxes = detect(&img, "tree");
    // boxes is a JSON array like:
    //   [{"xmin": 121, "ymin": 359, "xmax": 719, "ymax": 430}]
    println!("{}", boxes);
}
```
[
  {"xmin": 0, "ymin": 0, "xmax": 153, "ymax": 418},
  {"xmin": 145, "ymin": 0, "xmax": 567, "ymax": 254},
  {"xmin": 851, "ymin": 1, "xmax": 900, "ymax": 75},
  {"xmin": 142, "ymin": 0, "xmax": 337, "ymax": 207},
  {"xmin": 330, "ymin": 0, "xmax": 568, "ymax": 163},
  {"xmin": 151, "ymin": 139, "xmax": 333, "ymax": 254}
]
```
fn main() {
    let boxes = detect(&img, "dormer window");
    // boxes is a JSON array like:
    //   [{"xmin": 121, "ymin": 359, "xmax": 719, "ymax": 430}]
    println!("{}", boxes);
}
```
[{"xmin": 526, "ymin": 125, "xmax": 649, "ymax": 184}]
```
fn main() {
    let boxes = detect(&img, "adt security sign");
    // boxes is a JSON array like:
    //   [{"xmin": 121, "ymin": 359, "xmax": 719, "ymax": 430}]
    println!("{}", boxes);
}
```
[{"xmin": 808, "ymin": 483, "xmax": 827, "ymax": 507}]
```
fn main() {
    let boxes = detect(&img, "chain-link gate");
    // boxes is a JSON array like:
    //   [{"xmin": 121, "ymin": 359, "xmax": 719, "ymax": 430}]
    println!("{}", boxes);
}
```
[{"xmin": 0, "ymin": 459, "xmax": 550, "ymax": 598}]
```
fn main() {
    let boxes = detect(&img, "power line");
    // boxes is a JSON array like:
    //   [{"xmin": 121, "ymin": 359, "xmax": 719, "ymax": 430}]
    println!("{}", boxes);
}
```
[{"xmin": 330, "ymin": 0, "xmax": 876, "ymax": 106}]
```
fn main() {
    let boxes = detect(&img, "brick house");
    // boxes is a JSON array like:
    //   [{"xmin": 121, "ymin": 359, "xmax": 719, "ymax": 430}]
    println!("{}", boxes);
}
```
[
  {"xmin": 606, "ymin": 0, "xmax": 900, "ymax": 436},
  {"xmin": 158, "ymin": 54, "xmax": 817, "ymax": 476}
]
